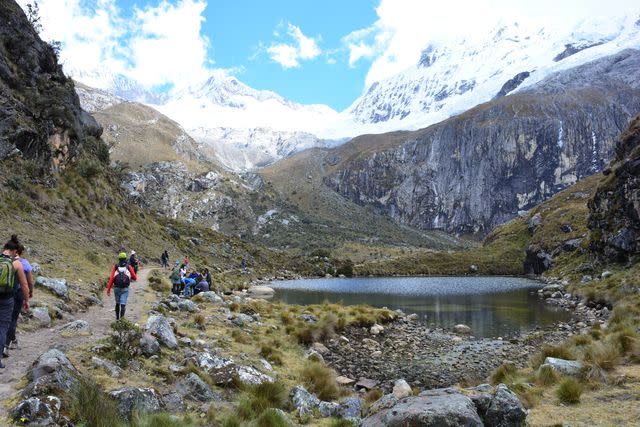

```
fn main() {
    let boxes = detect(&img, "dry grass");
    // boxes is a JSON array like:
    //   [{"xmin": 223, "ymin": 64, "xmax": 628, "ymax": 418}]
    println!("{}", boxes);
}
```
[
  {"xmin": 556, "ymin": 378, "xmax": 583, "ymax": 404},
  {"xmin": 301, "ymin": 361, "xmax": 342, "ymax": 401}
]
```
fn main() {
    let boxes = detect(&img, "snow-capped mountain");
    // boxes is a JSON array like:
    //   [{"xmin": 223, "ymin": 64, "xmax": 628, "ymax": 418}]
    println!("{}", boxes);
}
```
[
  {"xmin": 68, "ymin": 69, "xmax": 168, "ymax": 105},
  {"xmin": 348, "ymin": 15, "xmax": 640, "ymax": 132}
]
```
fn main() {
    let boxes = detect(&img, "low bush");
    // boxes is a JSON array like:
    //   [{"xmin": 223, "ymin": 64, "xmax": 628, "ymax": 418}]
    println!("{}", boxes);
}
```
[
  {"xmin": 109, "ymin": 318, "xmax": 142, "ymax": 367},
  {"xmin": 556, "ymin": 378, "xmax": 582, "ymax": 404},
  {"xmin": 301, "ymin": 361, "xmax": 341, "ymax": 401}
]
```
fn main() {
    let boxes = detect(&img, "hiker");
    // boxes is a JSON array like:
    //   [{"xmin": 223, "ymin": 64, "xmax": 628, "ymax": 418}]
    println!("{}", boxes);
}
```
[
  {"xmin": 181, "ymin": 266, "xmax": 197, "ymax": 298},
  {"xmin": 5, "ymin": 243, "xmax": 34, "ymax": 355},
  {"xmin": 161, "ymin": 250, "xmax": 169, "ymax": 269},
  {"xmin": 194, "ymin": 273, "xmax": 209, "ymax": 295},
  {"xmin": 241, "ymin": 257, "xmax": 247, "ymax": 272},
  {"xmin": 170, "ymin": 262, "xmax": 182, "ymax": 295},
  {"xmin": 129, "ymin": 251, "xmax": 140, "ymax": 274},
  {"xmin": 203, "ymin": 268, "xmax": 212, "ymax": 291},
  {"xmin": 0, "ymin": 235, "xmax": 29, "ymax": 368},
  {"xmin": 107, "ymin": 252, "xmax": 137, "ymax": 320}
]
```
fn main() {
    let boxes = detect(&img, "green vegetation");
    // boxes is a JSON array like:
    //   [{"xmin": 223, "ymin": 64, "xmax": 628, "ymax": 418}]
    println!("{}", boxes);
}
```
[
  {"xmin": 556, "ymin": 378, "xmax": 583, "ymax": 404},
  {"xmin": 301, "ymin": 361, "xmax": 341, "ymax": 401},
  {"xmin": 109, "ymin": 318, "xmax": 142, "ymax": 368}
]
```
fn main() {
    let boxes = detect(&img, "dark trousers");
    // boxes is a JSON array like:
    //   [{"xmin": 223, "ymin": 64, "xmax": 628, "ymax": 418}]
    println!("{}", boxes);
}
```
[
  {"xmin": 0, "ymin": 297, "xmax": 15, "ymax": 353},
  {"xmin": 6, "ymin": 289, "xmax": 23, "ymax": 344}
]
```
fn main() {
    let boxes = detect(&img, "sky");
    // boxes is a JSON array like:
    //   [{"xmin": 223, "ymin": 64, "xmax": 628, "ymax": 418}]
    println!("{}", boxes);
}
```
[{"xmin": 19, "ymin": 0, "xmax": 640, "ymax": 111}]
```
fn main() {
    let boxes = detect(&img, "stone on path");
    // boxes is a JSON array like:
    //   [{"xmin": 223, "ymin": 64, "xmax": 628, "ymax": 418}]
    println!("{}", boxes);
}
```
[
  {"xmin": 31, "ymin": 307, "xmax": 51, "ymax": 326},
  {"xmin": 59, "ymin": 319, "xmax": 91, "ymax": 337}
]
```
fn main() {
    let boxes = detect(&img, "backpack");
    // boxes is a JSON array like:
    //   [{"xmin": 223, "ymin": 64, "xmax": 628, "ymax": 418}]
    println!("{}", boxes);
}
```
[
  {"xmin": 169, "ymin": 268, "xmax": 181, "ymax": 284},
  {"xmin": 0, "ymin": 256, "xmax": 15, "ymax": 295},
  {"xmin": 113, "ymin": 264, "xmax": 131, "ymax": 288}
]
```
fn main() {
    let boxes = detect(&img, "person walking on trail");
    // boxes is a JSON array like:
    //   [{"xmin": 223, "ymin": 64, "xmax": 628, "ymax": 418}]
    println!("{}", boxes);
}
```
[
  {"xmin": 5, "ymin": 243, "xmax": 34, "ymax": 356},
  {"xmin": 129, "ymin": 251, "xmax": 140, "ymax": 274},
  {"xmin": 107, "ymin": 252, "xmax": 137, "ymax": 320},
  {"xmin": 0, "ymin": 235, "xmax": 29, "ymax": 368},
  {"xmin": 161, "ymin": 250, "xmax": 169, "ymax": 269}
]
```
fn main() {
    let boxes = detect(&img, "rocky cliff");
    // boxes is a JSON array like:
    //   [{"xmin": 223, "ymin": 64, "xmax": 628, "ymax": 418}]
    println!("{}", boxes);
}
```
[
  {"xmin": 588, "ymin": 114, "xmax": 640, "ymax": 263},
  {"xmin": 0, "ymin": 0, "xmax": 103, "ymax": 172},
  {"xmin": 325, "ymin": 49, "xmax": 640, "ymax": 234}
]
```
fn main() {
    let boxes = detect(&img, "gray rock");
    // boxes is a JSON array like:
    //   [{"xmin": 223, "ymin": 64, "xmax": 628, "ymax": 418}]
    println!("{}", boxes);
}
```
[
  {"xmin": 319, "ymin": 401, "xmax": 340, "ymax": 417},
  {"xmin": 247, "ymin": 286, "xmax": 275, "ymax": 299},
  {"xmin": 355, "ymin": 378, "xmax": 378, "ymax": 391},
  {"xmin": 196, "ymin": 291, "xmax": 224, "ymax": 304},
  {"xmin": 59, "ymin": 320, "xmax": 91, "ymax": 336},
  {"xmin": 562, "ymin": 238, "xmax": 583, "ymax": 252},
  {"xmin": 145, "ymin": 314, "xmax": 178, "ymax": 349},
  {"xmin": 601, "ymin": 270, "xmax": 613, "ymax": 279},
  {"xmin": 392, "ymin": 379, "xmax": 412, "ymax": 399},
  {"xmin": 177, "ymin": 299, "xmax": 198, "ymax": 312},
  {"xmin": 366, "ymin": 394, "xmax": 398, "ymax": 416},
  {"xmin": 470, "ymin": 394, "xmax": 492, "ymax": 419},
  {"xmin": 339, "ymin": 397, "xmax": 362, "ymax": 420},
  {"xmin": 528, "ymin": 213, "xmax": 542, "ymax": 233},
  {"xmin": 543, "ymin": 358, "xmax": 583, "ymax": 376},
  {"xmin": 231, "ymin": 313, "xmax": 254, "ymax": 327},
  {"xmin": 35, "ymin": 277, "xmax": 69, "ymax": 300},
  {"xmin": 485, "ymin": 384, "xmax": 526, "ymax": 427},
  {"xmin": 290, "ymin": 385, "xmax": 320, "ymax": 411},
  {"xmin": 110, "ymin": 387, "xmax": 163, "ymax": 420},
  {"xmin": 361, "ymin": 388, "xmax": 483, "ymax": 427},
  {"xmin": 196, "ymin": 351, "xmax": 235, "ymax": 373},
  {"xmin": 24, "ymin": 349, "xmax": 79, "ymax": 397},
  {"xmin": 524, "ymin": 246, "xmax": 553, "ymax": 275},
  {"xmin": 311, "ymin": 342, "xmax": 330, "ymax": 355},
  {"xmin": 453, "ymin": 324, "xmax": 472, "ymax": 335},
  {"xmin": 139, "ymin": 333, "xmax": 161, "ymax": 356},
  {"xmin": 11, "ymin": 396, "xmax": 61, "ymax": 426},
  {"xmin": 162, "ymin": 392, "xmax": 184, "ymax": 412},
  {"xmin": 581, "ymin": 275, "xmax": 593, "ymax": 283},
  {"xmin": 91, "ymin": 356, "xmax": 123, "ymax": 378},
  {"xmin": 31, "ymin": 263, "xmax": 43, "ymax": 275},
  {"xmin": 299, "ymin": 314, "xmax": 318, "ymax": 323},
  {"xmin": 175, "ymin": 373, "xmax": 221, "ymax": 403},
  {"xmin": 31, "ymin": 307, "xmax": 52, "ymax": 326},
  {"xmin": 236, "ymin": 365, "xmax": 274, "ymax": 385},
  {"xmin": 304, "ymin": 349, "xmax": 325, "ymax": 363}
]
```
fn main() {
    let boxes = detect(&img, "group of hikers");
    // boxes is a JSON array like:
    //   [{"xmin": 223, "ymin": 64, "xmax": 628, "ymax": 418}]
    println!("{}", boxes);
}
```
[
  {"xmin": 169, "ymin": 260, "xmax": 212, "ymax": 298},
  {"xmin": 0, "ymin": 235, "xmax": 33, "ymax": 369}
]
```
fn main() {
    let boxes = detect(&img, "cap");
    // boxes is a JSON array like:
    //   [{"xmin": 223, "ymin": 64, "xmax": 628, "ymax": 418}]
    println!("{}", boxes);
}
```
[
  {"xmin": 118, "ymin": 252, "xmax": 127, "ymax": 260},
  {"xmin": 131, "ymin": 250, "xmax": 136, "ymax": 255}
]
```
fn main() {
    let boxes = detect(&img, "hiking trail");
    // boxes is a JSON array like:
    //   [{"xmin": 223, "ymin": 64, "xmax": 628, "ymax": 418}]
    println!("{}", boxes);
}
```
[{"xmin": 0, "ymin": 267, "xmax": 153, "ymax": 419}]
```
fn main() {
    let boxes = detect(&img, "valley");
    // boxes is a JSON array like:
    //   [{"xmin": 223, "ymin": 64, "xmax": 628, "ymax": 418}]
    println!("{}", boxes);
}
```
[{"xmin": 1, "ymin": 0, "xmax": 640, "ymax": 426}]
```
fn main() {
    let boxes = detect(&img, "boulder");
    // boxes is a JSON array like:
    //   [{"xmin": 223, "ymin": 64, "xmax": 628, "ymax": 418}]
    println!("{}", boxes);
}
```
[
  {"xmin": 355, "ymin": 378, "xmax": 378, "ymax": 391},
  {"xmin": 162, "ymin": 392, "xmax": 184, "ymax": 413},
  {"xmin": 139, "ymin": 333, "xmax": 161, "ymax": 356},
  {"xmin": 562, "ymin": 238, "xmax": 583, "ymax": 252},
  {"xmin": 527, "ymin": 213, "xmax": 542, "ymax": 233},
  {"xmin": 247, "ymin": 286, "xmax": 275, "ymax": 299},
  {"xmin": 110, "ymin": 387, "xmax": 163, "ymax": 420},
  {"xmin": 231, "ymin": 313, "xmax": 254, "ymax": 327},
  {"xmin": 24, "ymin": 349, "xmax": 79, "ymax": 397},
  {"xmin": 11, "ymin": 396, "xmax": 61, "ymax": 426},
  {"xmin": 196, "ymin": 291, "xmax": 224, "ymax": 304},
  {"xmin": 177, "ymin": 299, "xmax": 198, "ymax": 312},
  {"xmin": 91, "ymin": 356, "xmax": 123, "ymax": 378},
  {"xmin": 392, "ymin": 379, "xmax": 412, "ymax": 399},
  {"xmin": 361, "ymin": 388, "xmax": 483, "ymax": 427},
  {"xmin": 145, "ymin": 314, "xmax": 178, "ymax": 349},
  {"xmin": 524, "ymin": 246, "xmax": 553, "ymax": 275},
  {"xmin": 31, "ymin": 307, "xmax": 52, "ymax": 326},
  {"xmin": 543, "ymin": 358, "xmax": 583, "ymax": 376},
  {"xmin": 35, "ymin": 277, "xmax": 69, "ymax": 300},
  {"xmin": 299, "ymin": 314, "xmax": 318, "ymax": 323},
  {"xmin": 290, "ymin": 385, "xmax": 320, "ymax": 411},
  {"xmin": 175, "ymin": 373, "xmax": 221, "ymax": 403},
  {"xmin": 311, "ymin": 342, "xmax": 330, "ymax": 355},
  {"xmin": 59, "ymin": 320, "xmax": 91, "ymax": 337},
  {"xmin": 470, "ymin": 394, "xmax": 492, "ymax": 419},
  {"xmin": 304, "ymin": 349, "xmax": 325, "ymax": 363},
  {"xmin": 339, "ymin": 397, "xmax": 362, "ymax": 420},
  {"xmin": 367, "ymin": 394, "xmax": 398, "ymax": 416},
  {"xmin": 196, "ymin": 351, "xmax": 235, "ymax": 373},
  {"xmin": 370, "ymin": 324, "xmax": 384, "ymax": 335},
  {"xmin": 485, "ymin": 384, "xmax": 526, "ymax": 427},
  {"xmin": 453, "ymin": 324, "xmax": 472, "ymax": 335},
  {"xmin": 236, "ymin": 365, "xmax": 275, "ymax": 385},
  {"xmin": 319, "ymin": 401, "xmax": 340, "ymax": 417},
  {"xmin": 601, "ymin": 271, "xmax": 613, "ymax": 279}
]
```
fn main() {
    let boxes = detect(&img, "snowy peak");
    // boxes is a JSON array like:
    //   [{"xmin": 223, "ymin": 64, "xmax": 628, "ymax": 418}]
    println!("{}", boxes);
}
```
[{"xmin": 67, "ymin": 68, "xmax": 168, "ymax": 105}]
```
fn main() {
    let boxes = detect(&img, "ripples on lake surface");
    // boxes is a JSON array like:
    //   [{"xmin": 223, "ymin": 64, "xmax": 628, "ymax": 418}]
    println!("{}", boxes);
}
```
[{"xmin": 271, "ymin": 276, "xmax": 572, "ymax": 338}]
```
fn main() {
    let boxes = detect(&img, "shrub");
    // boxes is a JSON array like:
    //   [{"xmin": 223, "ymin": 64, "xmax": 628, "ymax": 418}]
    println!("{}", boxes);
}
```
[
  {"xmin": 193, "ymin": 314, "xmax": 206, "ymax": 330},
  {"xmin": 490, "ymin": 362, "xmax": 517, "ymax": 385},
  {"xmin": 75, "ymin": 158, "xmax": 103, "ymax": 180},
  {"xmin": 109, "ymin": 318, "xmax": 142, "ymax": 367},
  {"xmin": 583, "ymin": 340, "xmax": 621, "ymax": 372},
  {"xmin": 301, "ymin": 361, "xmax": 340, "ymax": 401},
  {"xmin": 70, "ymin": 377, "xmax": 122, "ymax": 427},
  {"xmin": 556, "ymin": 378, "xmax": 582, "ymax": 404},
  {"xmin": 536, "ymin": 364, "xmax": 559, "ymax": 386}
]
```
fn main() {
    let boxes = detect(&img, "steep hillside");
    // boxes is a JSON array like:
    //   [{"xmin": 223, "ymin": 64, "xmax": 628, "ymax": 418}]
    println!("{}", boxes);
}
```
[{"xmin": 322, "ymin": 49, "xmax": 640, "ymax": 234}]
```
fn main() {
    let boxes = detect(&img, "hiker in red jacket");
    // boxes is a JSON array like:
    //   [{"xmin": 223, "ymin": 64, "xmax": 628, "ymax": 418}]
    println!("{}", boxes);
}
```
[{"xmin": 107, "ymin": 252, "xmax": 137, "ymax": 319}]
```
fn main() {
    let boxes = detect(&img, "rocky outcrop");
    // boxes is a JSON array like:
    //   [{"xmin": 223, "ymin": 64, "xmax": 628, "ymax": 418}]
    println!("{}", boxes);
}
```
[
  {"xmin": 589, "ymin": 115, "xmax": 640, "ymax": 263},
  {"xmin": 145, "ymin": 313, "xmax": 178, "ymax": 349},
  {"xmin": 109, "ymin": 387, "xmax": 163, "ymax": 420},
  {"xmin": 35, "ymin": 277, "xmax": 69, "ymax": 300},
  {"xmin": 326, "ymin": 50, "xmax": 640, "ymax": 234},
  {"xmin": 0, "ymin": 0, "xmax": 103, "ymax": 170}
]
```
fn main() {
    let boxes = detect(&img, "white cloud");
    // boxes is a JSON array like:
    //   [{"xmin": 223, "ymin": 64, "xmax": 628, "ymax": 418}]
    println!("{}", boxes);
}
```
[
  {"xmin": 267, "ymin": 23, "xmax": 321, "ymax": 68},
  {"xmin": 18, "ymin": 0, "xmax": 216, "ymax": 91},
  {"xmin": 347, "ymin": 0, "xmax": 640, "ymax": 87}
]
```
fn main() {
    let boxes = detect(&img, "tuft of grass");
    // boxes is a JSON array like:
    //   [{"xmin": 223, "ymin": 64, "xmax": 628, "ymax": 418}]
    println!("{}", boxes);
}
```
[
  {"xmin": 255, "ymin": 409, "xmax": 290, "ymax": 427},
  {"xmin": 329, "ymin": 419, "xmax": 357, "ymax": 427},
  {"xmin": 237, "ymin": 381, "xmax": 287, "ymax": 421},
  {"xmin": 129, "ymin": 413, "xmax": 200, "ymax": 427},
  {"xmin": 231, "ymin": 329, "xmax": 251, "ymax": 344},
  {"xmin": 363, "ymin": 388, "xmax": 384, "ymax": 407},
  {"xmin": 556, "ymin": 378, "xmax": 583, "ymax": 404},
  {"xmin": 300, "ymin": 361, "xmax": 341, "ymax": 401},
  {"xmin": 259, "ymin": 343, "xmax": 284, "ymax": 366},
  {"xmin": 490, "ymin": 362, "xmax": 518, "ymax": 385},
  {"xmin": 70, "ymin": 377, "xmax": 123, "ymax": 427},
  {"xmin": 531, "ymin": 344, "xmax": 574, "ymax": 369},
  {"xmin": 583, "ymin": 340, "xmax": 621, "ymax": 373},
  {"xmin": 193, "ymin": 313, "xmax": 206, "ymax": 330},
  {"xmin": 536, "ymin": 364, "xmax": 560, "ymax": 386}
]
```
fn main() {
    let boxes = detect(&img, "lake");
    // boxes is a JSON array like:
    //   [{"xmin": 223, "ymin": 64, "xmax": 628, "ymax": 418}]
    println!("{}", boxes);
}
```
[{"xmin": 270, "ymin": 276, "xmax": 572, "ymax": 338}]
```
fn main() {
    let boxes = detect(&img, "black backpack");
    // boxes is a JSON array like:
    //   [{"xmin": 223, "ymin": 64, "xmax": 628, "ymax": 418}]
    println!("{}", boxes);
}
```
[{"xmin": 113, "ymin": 264, "xmax": 131, "ymax": 288}]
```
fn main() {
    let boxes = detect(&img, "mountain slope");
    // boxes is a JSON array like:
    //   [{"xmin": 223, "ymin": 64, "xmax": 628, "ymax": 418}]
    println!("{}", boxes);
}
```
[{"xmin": 321, "ymin": 49, "xmax": 640, "ymax": 234}]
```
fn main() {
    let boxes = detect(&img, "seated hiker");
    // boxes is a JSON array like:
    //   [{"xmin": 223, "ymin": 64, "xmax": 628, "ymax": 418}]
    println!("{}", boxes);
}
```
[{"xmin": 194, "ymin": 278, "xmax": 209, "ymax": 295}]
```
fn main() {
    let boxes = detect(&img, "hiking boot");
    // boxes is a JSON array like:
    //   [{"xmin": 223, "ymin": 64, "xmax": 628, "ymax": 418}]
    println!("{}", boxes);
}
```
[
  {"xmin": 8, "ymin": 339, "xmax": 18, "ymax": 349},
  {"xmin": 2, "ymin": 347, "xmax": 8, "ymax": 358},
  {"xmin": 0, "ymin": 360, "xmax": 5, "ymax": 368}
]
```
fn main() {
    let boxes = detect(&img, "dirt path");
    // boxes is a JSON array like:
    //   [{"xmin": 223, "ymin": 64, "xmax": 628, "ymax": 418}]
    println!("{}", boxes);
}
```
[{"xmin": 0, "ymin": 268, "xmax": 153, "ymax": 418}]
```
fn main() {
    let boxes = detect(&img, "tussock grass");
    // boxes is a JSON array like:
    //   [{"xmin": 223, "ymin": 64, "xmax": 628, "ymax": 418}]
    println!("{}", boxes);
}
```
[
  {"xmin": 536, "ymin": 364, "xmax": 560, "ymax": 386},
  {"xmin": 556, "ymin": 378, "xmax": 582, "ymax": 404},
  {"xmin": 490, "ymin": 363, "xmax": 518, "ymax": 385},
  {"xmin": 237, "ymin": 381, "xmax": 287, "ymax": 421},
  {"xmin": 70, "ymin": 377, "xmax": 122, "ymax": 427},
  {"xmin": 255, "ymin": 408, "xmax": 290, "ymax": 427},
  {"xmin": 531, "ymin": 345, "xmax": 574, "ymax": 369},
  {"xmin": 329, "ymin": 419, "xmax": 357, "ymax": 427},
  {"xmin": 130, "ymin": 413, "xmax": 199, "ymax": 427},
  {"xmin": 301, "ymin": 361, "xmax": 341, "ymax": 401},
  {"xmin": 259, "ymin": 343, "xmax": 284, "ymax": 365}
]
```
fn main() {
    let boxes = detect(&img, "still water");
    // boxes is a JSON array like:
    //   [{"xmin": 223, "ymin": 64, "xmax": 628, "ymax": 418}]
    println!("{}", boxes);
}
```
[{"xmin": 271, "ymin": 276, "xmax": 572, "ymax": 338}]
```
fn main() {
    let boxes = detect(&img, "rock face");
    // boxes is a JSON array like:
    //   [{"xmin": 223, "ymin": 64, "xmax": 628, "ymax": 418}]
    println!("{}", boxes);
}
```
[
  {"xmin": 485, "ymin": 384, "xmax": 526, "ymax": 427},
  {"xmin": 326, "ymin": 50, "xmax": 640, "ymax": 234},
  {"xmin": 0, "ymin": 0, "xmax": 103, "ymax": 170},
  {"xmin": 589, "ymin": 115, "xmax": 640, "ymax": 262},
  {"xmin": 361, "ymin": 388, "xmax": 483, "ymax": 427}
]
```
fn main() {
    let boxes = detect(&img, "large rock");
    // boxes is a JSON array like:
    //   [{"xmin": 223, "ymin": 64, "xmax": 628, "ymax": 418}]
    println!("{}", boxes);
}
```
[
  {"xmin": 177, "ymin": 299, "xmax": 198, "ymax": 312},
  {"xmin": 194, "ymin": 291, "xmax": 224, "ymax": 304},
  {"xmin": 247, "ymin": 286, "xmax": 275, "ymax": 299},
  {"xmin": 236, "ymin": 365, "xmax": 275, "ymax": 386},
  {"xmin": 175, "ymin": 373, "xmax": 221, "ymax": 403},
  {"xmin": 339, "ymin": 397, "xmax": 362, "ymax": 420},
  {"xmin": 35, "ymin": 277, "xmax": 69, "ymax": 300},
  {"xmin": 31, "ymin": 307, "xmax": 52, "ymax": 326},
  {"xmin": 139, "ymin": 333, "xmax": 161, "ymax": 356},
  {"xmin": 453, "ymin": 324, "xmax": 472, "ymax": 335},
  {"xmin": 24, "ymin": 349, "xmax": 79, "ymax": 398},
  {"xmin": 59, "ymin": 320, "xmax": 91, "ymax": 337},
  {"xmin": 543, "ymin": 357, "xmax": 583, "ymax": 376},
  {"xmin": 361, "ymin": 388, "xmax": 483, "ymax": 427},
  {"xmin": 195, "ymin": 351, "xmax": 273, "ymax": 386},
  {"xmin": 110, "ymin": 387, "xmax": 163, "ymax": 420},
  {"xmin": 290, "ymin": 385, "xmax": 320, "ymax": 411},
  {"xmin": 145, "ymin": 314, "xmax": 178, "ymax": 349},
  {"xmin": 11, "ymin": 396, "xmax": 61, "ymax": 426},
  {"xmin": 485, "ymin": 384, "xmax": 526, "ymax": 427},
  {"xmin": 392, "ymin": 379, "xmax": 412, "ymax": 399},
  {"xmin": 91, "ymin": 356, "xmax": 123, "ymax": 378},
  {"xmin": 524, "ymin": 246, "xmax": 553, "ymax": 275}
]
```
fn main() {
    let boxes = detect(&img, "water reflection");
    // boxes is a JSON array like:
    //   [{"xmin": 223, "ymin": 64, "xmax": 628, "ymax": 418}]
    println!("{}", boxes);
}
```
[{"xmin": 271, "ymin": 276, "xmax": 572, "ymax": 338}]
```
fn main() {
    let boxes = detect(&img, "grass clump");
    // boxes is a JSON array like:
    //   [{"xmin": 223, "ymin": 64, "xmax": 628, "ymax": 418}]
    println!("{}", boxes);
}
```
[
  {"xmin": 237, "ymin": 381, "xmax": 288, "ymax": 421},
  {"xmin": 130, "ymin": 413, "xmax": 199, "ymax": 427},
  {"xmin": 259, "ymin": 343, "xmax": 284, "ymax": 365},
  {"xmin": 490, "ymin": 362, "xmax": 517, "ymax": 385},
  {"xmin": 556, "ymin": 378, "xmax": 583, "ymax": 404},
  {"xmin": 536, "ymin": 364, "xmax": 560, "ymax": 386},
  {"xmin": 301, "ymin": 361, "xmax": 341, "ymax": 401},
  {"xmin": 329, "ymin": 419, "xmax": 357, "ymax": 427},
  {"xmin": 70, "ymin": 377, "xmax": 122, "ymax": 427},
  {"xmin": 531, "ymin": 344, "xmax": 574, "ymax": 369},
  {"xmin": 255, "ymin": 408, "xmax": 290, "ymax": 427}
]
